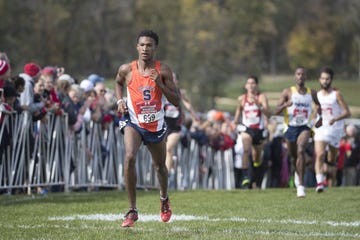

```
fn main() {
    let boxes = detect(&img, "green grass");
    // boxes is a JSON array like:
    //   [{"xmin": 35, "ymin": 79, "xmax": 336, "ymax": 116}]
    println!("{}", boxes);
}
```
[{"xmin": 1, "ymin": 188, "xmax": 359, "ymax": 239}]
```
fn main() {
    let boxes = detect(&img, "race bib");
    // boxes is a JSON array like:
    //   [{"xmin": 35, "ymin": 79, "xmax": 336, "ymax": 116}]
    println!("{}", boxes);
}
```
[
  {"xmin": 245, "ymin": 110, "xmax": 260, "ymax": 125},
  {"xmin": 138, "ymin": 111, "xmax": 161, "ymax": 123},
  {"xmin": 295, "ymin": 115, "xmax": 306, "ymax": 125},
  {"xmin": 293, "ymin": 109, "xmax": 308, "ymax": 125},
  {"xmin": 247, "ymin": 116, "xmax": 260, "ymax": 125}
]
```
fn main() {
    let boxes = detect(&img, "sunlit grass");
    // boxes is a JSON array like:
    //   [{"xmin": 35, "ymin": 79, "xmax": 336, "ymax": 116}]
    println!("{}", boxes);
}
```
[{"xmin": 1, "ymin": 187, "xmax": 359, "ymax": 240}]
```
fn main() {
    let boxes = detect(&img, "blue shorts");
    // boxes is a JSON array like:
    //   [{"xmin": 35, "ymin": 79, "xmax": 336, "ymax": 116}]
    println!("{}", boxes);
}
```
[
  {"xmin": 284, "ymin": 125, "xmax": 310, "ymax": 143},
  {"xmin": 119, "ymin": 116, "xmax": 167, "ymax": 145}
]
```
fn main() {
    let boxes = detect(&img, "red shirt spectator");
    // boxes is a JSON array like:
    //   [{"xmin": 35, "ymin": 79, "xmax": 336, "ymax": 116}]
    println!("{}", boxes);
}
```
[{"xmin": 338, "ymin": 137, "xmax": 351, "ymax": 170}]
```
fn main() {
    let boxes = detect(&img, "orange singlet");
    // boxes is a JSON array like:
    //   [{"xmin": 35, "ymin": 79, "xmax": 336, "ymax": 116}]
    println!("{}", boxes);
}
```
[{"xmin": 126, "ymin": 60, "xmax": 167, "ymax": 132}]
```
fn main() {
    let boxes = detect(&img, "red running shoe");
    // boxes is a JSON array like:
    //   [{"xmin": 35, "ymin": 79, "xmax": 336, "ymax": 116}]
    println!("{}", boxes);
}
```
[
  {"xmin": 316, "ymin": 182, "xmax": 325, "ymax": 193},
  {"xmin": 121, "ymin": 209, "xmax": 138, "ymax": 227},
  {"xmin": 160, "ymin": 197, "xmax": 172, "ymax": 222}
]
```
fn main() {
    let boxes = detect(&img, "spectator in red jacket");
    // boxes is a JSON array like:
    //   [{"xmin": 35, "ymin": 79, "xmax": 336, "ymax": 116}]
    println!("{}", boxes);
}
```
[{"xmin": 337, "ymin": 136, "xmax": 351, "ymax": 186}]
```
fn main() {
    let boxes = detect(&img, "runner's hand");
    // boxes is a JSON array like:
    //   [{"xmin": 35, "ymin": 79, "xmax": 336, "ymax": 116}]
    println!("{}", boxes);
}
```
[
  {"xmin": 314, "ymin": 116, "xmax": 322, "ymax": 128},
  {"xmin": 117, "ymin": 99, "xmax": 128, "ymax": 114},
  {"xmin": 149, "ymin": 69, "xmax": 160, "ymax": 84}
]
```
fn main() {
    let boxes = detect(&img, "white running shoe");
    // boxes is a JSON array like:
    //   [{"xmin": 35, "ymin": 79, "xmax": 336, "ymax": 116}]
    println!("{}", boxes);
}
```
[{"xmin": 297, "ymin": 185, "xmax": 306, "ymax": 198}]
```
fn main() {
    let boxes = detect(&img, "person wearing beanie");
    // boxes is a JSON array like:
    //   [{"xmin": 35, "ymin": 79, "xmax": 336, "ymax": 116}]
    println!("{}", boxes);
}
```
[
  {"xmin": 0, "ymin": 59, "xmax": 10, "ymax": 88},
  {"xmin": 0, "ymin": 60, "xmax": 9, "ymax": 77},
  {"xmin": 0, "ymin": 52, "xmax": 11, "ymax": 77},
  {"xmin": 19, "ymin": 62, "xmax": 44, "ymax": 115},
  {"xmin": 24, "ymin": 63, "xmax": 41, "ymax": 78},
  {"xmin": 41, "ymin": 66, "xmax": 56, "ymax": 79}
]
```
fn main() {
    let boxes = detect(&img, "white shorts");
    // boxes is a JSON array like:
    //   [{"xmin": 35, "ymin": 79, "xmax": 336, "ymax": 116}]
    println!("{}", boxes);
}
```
[{"xmin": 313, "ymin": 126, "xmax": 345, "ymax": 148}]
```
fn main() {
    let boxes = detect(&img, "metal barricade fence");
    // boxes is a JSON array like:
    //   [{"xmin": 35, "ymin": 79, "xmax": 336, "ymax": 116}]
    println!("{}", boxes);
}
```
[
  {"xmin": 0, "ymin": 111, "xmax": 235, "ymax": 192},
  {"xmin": 0, "ymin": 107, "xmax": 15, "ymax": 189}
]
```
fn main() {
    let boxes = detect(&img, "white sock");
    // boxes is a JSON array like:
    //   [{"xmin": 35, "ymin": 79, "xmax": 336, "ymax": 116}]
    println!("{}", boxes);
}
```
[
  {"xmin": 160, "ymin": 195, "xmax": 168, "ymax": 201},
  {"xmin": 316, "ymin": 174, "xmax": 324, "ymax": 184},
  {"xmin": 294, "ymin": 172, "xmax": 300, "ymax": 188}
]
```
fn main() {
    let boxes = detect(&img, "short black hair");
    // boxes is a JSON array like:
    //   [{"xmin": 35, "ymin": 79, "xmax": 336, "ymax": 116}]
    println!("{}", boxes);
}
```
[
  {"xmin": 137, "ymin": 30, "xmax": 159, "ymax": 46},
  {"xmin": 12, "ymin": 76, "xmax": 25, "ymax": 89},
  {"xmin": 320, "ymin": 66, "xmax": 334, "ymax": 79}
]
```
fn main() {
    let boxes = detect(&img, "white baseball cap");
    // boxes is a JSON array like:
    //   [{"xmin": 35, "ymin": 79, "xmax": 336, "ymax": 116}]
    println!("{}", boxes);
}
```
[{"xmin": 79, "ymin": 79, "xmax": 94, "ymax": 92}]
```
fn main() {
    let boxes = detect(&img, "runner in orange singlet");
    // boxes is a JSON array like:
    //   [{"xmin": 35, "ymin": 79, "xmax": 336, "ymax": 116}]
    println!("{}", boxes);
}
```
[{"xmin": 114, "ymin": 30, "xmax": 180, "ymax": 227}]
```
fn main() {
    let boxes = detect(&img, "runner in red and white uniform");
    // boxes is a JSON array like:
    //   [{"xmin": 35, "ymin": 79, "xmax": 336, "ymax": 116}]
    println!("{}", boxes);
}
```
[
  {"xmin": 233, "ymin": 75, "xmax": 270, "ymax": 188},
  {"xmin": 114, "ymin": 30, "xmax": 180, "ymax": 227},
  {"xmin": 313, "ymin": 67, "xmax": 351, "ymax": 192}
]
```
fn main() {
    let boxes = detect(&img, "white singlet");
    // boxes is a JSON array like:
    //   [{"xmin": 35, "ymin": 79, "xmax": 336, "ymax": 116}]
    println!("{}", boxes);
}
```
[
  {"xmin": 314, "ymin": 89, "xmax": 345, "ymax": 147},
  {"xmin": 284, "ymin": 86, "xmax": 313, "ymax": 127}
]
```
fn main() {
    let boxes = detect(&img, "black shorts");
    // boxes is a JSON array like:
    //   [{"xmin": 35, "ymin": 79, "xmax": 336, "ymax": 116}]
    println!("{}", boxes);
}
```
[
  {"xmin": 166, "ymin": 124, "xmax": 182, "ymax": 135},
  {"xmin": 245, "ymin": 128, "xmax": 265, "ymax": 145}
]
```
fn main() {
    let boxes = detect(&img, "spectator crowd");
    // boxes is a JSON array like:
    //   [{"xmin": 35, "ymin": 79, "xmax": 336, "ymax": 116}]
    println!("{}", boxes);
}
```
[{"xmin": 1, "ymin": 51, "xmax": 360, "ymax": 195}]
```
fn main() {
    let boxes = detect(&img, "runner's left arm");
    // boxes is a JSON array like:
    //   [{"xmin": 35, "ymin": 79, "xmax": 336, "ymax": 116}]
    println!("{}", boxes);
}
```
[{"xmin": 150, "ymin": 63, "xmax": 181, "ymax": 107}]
